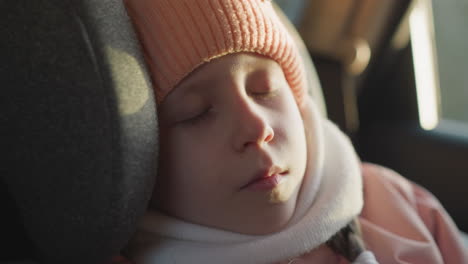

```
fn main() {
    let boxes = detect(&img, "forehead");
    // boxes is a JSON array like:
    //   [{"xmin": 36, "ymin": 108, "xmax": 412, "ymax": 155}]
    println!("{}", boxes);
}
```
[{"xmin": 163, "ymin": 53, "xmax": 283, "ymax": 102}]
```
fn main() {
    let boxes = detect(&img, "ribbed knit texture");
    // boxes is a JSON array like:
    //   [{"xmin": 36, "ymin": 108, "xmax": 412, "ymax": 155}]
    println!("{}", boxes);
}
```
[{"xmin": 124, "ymin": 0, "xmax": 306, "ymax": 106}]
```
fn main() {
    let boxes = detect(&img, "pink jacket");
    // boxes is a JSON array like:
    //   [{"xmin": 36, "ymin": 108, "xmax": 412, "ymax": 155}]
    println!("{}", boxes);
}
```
[
  {"xmin": 359, "ymin": 163, "xmax": 468, "ymax": 263},
  {"xmin": 109, "ymin": 163, "xmax": 468, "ymax": 264}
]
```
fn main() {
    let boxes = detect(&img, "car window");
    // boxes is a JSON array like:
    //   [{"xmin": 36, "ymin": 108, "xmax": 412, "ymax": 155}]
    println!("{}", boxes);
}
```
[
  {"xmin": 410, "ymin": 0, "xmax": 468, "ymax": 130},
  {"xmin": 431, "ymin": 0, "xmax": 468, "ymax": 124}
]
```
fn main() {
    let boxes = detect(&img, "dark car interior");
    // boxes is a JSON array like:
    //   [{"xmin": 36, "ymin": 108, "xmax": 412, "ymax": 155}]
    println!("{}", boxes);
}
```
[{"xmin": 1, "ymin": 0, "xmax": 467, "ymax": 263}]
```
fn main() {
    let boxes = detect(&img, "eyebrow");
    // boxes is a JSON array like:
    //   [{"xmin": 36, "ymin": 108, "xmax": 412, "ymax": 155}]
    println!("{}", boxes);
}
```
[
  {"xmin": 160, "ymin": 77, "xmax": 215, "ymax": 116},
  {"xmin": 172, "ymin": 76, "xmax": 217, "ymax": 100}
]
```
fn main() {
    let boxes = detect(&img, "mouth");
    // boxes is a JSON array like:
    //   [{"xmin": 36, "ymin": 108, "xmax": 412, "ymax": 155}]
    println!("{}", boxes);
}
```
[{"xmin": 240, "ymin": 166, "xmax": 289, "ymax": 191}]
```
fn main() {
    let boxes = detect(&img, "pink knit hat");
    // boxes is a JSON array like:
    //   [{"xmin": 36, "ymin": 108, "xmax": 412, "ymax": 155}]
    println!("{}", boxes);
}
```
[{"xmin": 124, "ymin": 0, "xmax": 307, "ymax": 107}]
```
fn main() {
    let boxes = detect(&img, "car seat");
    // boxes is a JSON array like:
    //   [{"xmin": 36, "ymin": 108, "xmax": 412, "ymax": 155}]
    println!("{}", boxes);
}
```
[
  {"xmin": 0, "ymin": 1, "xmax": 327, "ymax": 263},
  {"xmin": 1, "ymin": 0, "xmax": 158, "ymax": 263}
]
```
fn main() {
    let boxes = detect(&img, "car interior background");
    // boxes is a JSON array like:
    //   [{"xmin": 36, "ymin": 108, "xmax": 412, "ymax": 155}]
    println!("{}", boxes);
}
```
[
  {"xmin": 1, "ymin": 0, "xmax": 467, "ymax": 263},
  {"xmin": 277, "ymin": 0, "xmax": 468, "ymax": 248}
]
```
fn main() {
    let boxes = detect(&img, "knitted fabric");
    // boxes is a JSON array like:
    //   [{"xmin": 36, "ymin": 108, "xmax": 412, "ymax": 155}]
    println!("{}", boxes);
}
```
[{"xmin": 124, "ymin": 0, "xmax": 307, "ymax": 106}]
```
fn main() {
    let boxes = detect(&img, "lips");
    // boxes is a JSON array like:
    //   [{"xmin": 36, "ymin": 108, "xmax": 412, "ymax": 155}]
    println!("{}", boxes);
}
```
[{"xmin": 241, "ymin": 166, "xmax": 288, "ymax": 191}]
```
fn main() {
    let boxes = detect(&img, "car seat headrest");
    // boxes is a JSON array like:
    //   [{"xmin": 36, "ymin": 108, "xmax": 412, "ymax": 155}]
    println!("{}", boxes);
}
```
[{"xmin": 1, "ymin": 0, "xmax": 157, "ymax": 263}]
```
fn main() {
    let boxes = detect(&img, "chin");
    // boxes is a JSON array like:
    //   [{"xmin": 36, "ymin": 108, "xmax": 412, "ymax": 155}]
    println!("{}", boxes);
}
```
[
  {"xmin": 236, "ymin": 194, "xmax": 299, "ymax": 235},
  {"xmin": 246, "ymin": 177, "xmax": 302, "ymax": 234}
]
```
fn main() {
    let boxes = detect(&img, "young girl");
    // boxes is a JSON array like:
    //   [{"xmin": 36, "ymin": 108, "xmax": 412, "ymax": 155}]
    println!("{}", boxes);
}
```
[{"xmin": 117, "ymin": 0, "xmax": 468, "ymax": 263}]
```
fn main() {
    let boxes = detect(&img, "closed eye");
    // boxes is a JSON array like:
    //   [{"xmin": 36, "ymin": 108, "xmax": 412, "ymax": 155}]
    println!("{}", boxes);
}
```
[
  {"xmin": 181, "ymin": 107, "xmax": 212, "ymax": 125},
  {"xmin": 250, "ymin": 89, "xmax": 279, "ymax": 100}
]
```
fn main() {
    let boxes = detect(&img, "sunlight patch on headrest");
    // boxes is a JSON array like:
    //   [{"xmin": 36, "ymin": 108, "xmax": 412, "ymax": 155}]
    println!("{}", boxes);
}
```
[{"xmin": 106, "ymin": 46, "xmax": 150, "ymax": 115}]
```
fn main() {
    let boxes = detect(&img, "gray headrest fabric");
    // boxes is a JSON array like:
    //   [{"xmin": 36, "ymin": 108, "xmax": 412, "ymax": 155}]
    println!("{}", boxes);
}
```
[{"xmin": 0, "ymin": 0, "xmax": 157, "ymax": 263}]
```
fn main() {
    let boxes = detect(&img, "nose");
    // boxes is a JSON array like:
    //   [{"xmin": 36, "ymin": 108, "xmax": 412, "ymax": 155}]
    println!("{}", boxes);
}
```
[{"xmin": 232, "ymin": 101, "xmax": 275, "ymax": 152}]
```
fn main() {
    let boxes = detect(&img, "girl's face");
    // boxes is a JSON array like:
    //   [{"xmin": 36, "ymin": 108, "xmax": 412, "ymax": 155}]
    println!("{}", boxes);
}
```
[{"xmin": 153, "ymin": 53, "xmax": 307, "ymax": 235}]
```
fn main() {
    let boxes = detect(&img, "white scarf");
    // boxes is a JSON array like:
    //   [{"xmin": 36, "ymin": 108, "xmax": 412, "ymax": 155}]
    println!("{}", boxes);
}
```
[{"xmin": 126, "ymin": 98, "xmax": 365, "ymax": 264}]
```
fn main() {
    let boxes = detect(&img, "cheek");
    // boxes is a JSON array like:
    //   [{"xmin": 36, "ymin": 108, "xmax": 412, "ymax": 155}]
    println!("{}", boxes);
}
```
[
  {"xmin": 160, "ymin": 129, "xmax": 222, "ymax": 186},
  {"xmin": 276, "ymin": 99, "xmax": 308, "ymax": 163},
  {"xmin": 276, "ymin": 100, "xmax": 306, "ymax": 140},
  {"xmin": 156, "ymin": 133, "xmax": 213, "ymax": 208}
]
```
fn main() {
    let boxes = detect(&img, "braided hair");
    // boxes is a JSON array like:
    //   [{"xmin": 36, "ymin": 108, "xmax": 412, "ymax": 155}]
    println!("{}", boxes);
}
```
[{"xmin": 326, "ymin": 218, "xmax": 366, "ymax": 262}]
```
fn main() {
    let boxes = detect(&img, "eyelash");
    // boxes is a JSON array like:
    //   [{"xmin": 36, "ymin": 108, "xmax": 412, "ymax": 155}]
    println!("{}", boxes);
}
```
[
  {"xmin": 251, "ymin": 89, "xmax": 279, "ymax": 100},
  {"xmin": 179, "ymin": 88, "xmax": 278, "ymax": 126},
  {"xmin": 183, "ymin": 107, "xmax": 212, "ymax": 126}
]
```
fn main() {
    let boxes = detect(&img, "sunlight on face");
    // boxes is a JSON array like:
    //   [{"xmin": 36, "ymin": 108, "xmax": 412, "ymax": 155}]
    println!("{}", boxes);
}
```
[
  {"xmin": 269, "ymin": 176, "xmax": 300, "ymax": 203},
  {"xmin": 153, "ymin": 53, "xmax": 307, "ymax": 235}
]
